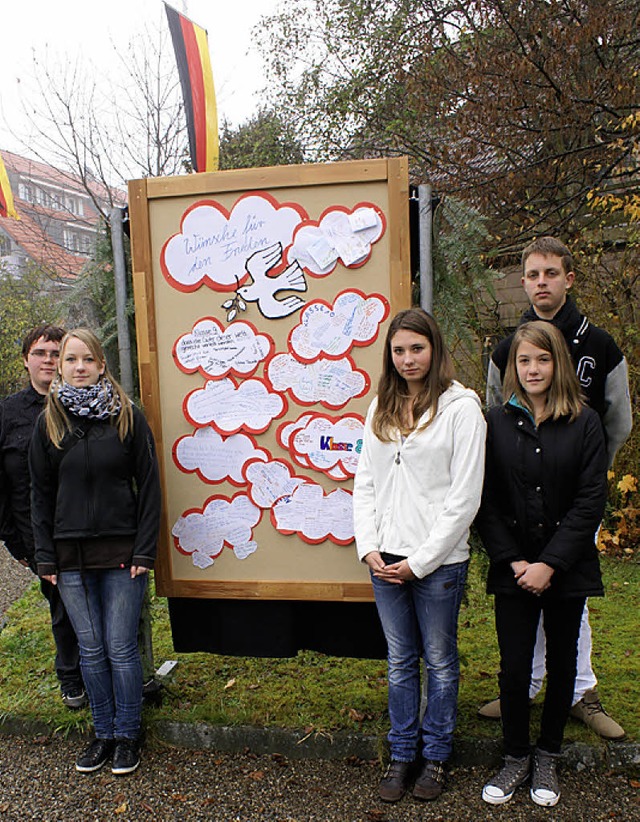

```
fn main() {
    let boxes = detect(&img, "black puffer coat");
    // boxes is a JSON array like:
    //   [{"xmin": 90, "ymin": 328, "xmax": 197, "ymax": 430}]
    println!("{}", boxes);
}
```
[{"xmin": 476, "ymin": 401, "xmax": 607, "ymax": 599}]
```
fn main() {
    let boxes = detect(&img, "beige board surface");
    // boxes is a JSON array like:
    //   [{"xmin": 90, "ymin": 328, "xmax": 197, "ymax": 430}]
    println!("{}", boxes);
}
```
[{"xmin": 129, "ymin": 159, "xmax": 410, "ymax": 600}]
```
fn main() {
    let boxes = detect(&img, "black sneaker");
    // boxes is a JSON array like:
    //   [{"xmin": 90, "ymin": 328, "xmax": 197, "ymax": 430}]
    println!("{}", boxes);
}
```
[
  {"xmin": 76, "ymin": 738, "xmax": 115, "ymax": 773},
  {"xmin": 62, "ymin": 688, "xmax": 88, "ymax": 710},
  {"xmin": 112, "ymin": 738, "xmax": 141, "ymax": 775}
]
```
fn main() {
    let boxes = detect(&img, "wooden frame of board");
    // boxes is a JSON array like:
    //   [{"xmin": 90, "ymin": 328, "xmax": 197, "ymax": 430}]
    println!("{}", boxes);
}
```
[{"xmin": 128, "ymin": 158, "xmax": 411, "ymax": 601}]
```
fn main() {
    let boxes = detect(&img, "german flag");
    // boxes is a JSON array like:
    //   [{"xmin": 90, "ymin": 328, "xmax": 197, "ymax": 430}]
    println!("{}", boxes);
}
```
[
  {"xmin": 165, "ymin": 3, "xmax": 219, "ymax": 173},
  {"xmin": 0, "ymin": 153, "xmax": 19, "ymax": 219}
]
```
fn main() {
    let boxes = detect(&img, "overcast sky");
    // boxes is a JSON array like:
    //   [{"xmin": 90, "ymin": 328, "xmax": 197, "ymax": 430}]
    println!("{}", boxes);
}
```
[{"xmin": 1, "ymin": 0, "xmax": 282, "ymax": 160}]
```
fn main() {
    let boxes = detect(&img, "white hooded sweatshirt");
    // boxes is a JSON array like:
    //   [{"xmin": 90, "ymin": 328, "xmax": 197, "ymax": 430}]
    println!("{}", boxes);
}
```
[{"xmin": 353, "ymin": 381, "xmax": 486, "ymax": 579}]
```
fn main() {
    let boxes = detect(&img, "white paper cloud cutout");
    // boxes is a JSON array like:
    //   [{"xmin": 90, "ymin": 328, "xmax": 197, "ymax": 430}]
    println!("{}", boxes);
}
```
[
  {"xmin": 174, "ymin": 318, "xmax": 273, "ymax": 378},
  {"xmin": 243, "ymin": 458, "xmax": 306, "ymax": 509},
  {"xmin": 289, "ymin": 291, "xmax": 389, "ymax": 362},
  {"xmin": 266, "ymin": 354, "xmax": 368, "ymax": 409},
  {"xmin": 184, "ymin": 377, "xmax": 286, "ymax": 435},
  {"xmin": 173, "ymin": 428, "xmax": 269, "ymax": 485},
  {"xmin": 172, "ymin": 494, "xmax": 261, "ymax": 561},
  {"xmin": 271, "ymin": 484, "xmax": 354, "ymax": 545},
  {"xmin": 287, "ymin": 205, "xmax": 385, "ymax": 276},
  {"xmin": 161, "ymin": 194, "xmax": 306, "ymax": 291},
  {"xmin": 290, "ymin": 415, "xmax": 364, "ymax": 478},
  {"xmin": 278, "ymin": 414, "xmax": 314, "ymax": 450}
]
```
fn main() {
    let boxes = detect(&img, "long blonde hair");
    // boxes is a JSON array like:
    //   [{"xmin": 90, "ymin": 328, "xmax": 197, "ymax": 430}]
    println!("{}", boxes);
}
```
[
  {"xmin": 503, "ymin": 321, "xmax": 584, "ymax": 423},
  {"xmin": 45, "ymin": 329, "xmax": 134, "ymax": 448},
  {"xmin": 372, "ymin": 308, "xmax": 455, "ymax": 441}
]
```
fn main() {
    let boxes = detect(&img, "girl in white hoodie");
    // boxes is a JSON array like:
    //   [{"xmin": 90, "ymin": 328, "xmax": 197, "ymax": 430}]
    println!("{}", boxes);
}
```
[{"xmin": 353, "ymin": 308, "xmax": 485, "ymax": 804}]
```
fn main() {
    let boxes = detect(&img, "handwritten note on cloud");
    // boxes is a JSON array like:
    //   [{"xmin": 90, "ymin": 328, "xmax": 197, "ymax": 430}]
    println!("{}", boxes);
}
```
[
  {"xmin": 172, "ymin": 493, "xmax": 262, "ymax": 565},
  {"xmin": 287, "ymin": 203, "xmax": 385, "ymax": 277},
  {"xmin": 173, "ymin": 428, "xmax": 269, "ymax": 486},
  {"xmin": 266, "ymin": 353, "xmax": 369, "ymax": 409},
  {"xmin": 289, "ymin": 290, "xmax": 389, "ymax": 362},
  {"xmin": 271, "ymin": 484, "xmax": 354, "ymax": 545},
  {"xmin": 243, "ymin": 458, "xmax": 307, "ymax": 509},
  {"xmin": 277, "ymin": 413, "xmax": 364, "ymax": 479},
  {"xmin": 161, "ymin": 192, "xmax": 308, "ymax": 292},
  {"xmin": 184, "ymin": 377, "xmax": 286, "ymax": 435},
  {"xmin": 174, "ymin": 318, "xmax": 273, "ymax": 379}
]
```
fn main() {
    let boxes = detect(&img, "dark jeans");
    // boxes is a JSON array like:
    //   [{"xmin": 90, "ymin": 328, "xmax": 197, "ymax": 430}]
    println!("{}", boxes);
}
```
[
  {"xmin": 57, "ymin": 570, "xmax": 147, "ymax": 739},
  {"xmin": 495, "ymin": 594, "xmax": 586, "ymax": 757},
  {"xmin": 39, "ymin": 577, "xmax": 83, "ymax": 693}
]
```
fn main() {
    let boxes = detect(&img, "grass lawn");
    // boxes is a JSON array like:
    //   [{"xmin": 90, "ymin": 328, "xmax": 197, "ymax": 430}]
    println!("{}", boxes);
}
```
[{"xmin": 0, "ymin": 553, "xmax": 636, "ymax": 747}]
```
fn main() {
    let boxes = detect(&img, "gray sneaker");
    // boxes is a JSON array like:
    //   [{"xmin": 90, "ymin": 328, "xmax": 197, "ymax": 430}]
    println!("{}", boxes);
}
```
[
  {"xmin": 482, "ymin": 754, "xmax": 531, "ymax": 805},
  {"xmin": 530, "ymin": 748, "xmax": 561, "ymax": 807}
]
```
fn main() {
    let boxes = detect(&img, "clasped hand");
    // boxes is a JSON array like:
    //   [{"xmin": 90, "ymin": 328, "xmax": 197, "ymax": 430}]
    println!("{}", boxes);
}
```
[
  {"xmin": 511, "ymin": 560, "xmax": 554, "ymax": 595},
  {"xmin": 364, "ymin": 551, "xmax": 416, "ymax": 584}
]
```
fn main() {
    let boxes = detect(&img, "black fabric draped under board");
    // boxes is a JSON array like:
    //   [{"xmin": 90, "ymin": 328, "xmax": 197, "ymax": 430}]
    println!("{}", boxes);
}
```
[{"xmin": 168, "ymin": 598, "xmax": 387, "ymax": 659}]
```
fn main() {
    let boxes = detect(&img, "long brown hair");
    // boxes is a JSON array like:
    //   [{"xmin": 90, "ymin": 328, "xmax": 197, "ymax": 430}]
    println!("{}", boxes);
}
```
[
  {"xmin": 372, "ymin": 308, "xmax": 455, "ymax": 441},
  {"xmin": 503, "ymin": 321, "xmax": 584, "ymax": 423},
  {"xmin": 45, "ymin": 328, "xmax": 134, "ymax": 448}
]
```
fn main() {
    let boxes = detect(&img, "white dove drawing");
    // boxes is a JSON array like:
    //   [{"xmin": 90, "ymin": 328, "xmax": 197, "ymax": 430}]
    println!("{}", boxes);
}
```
[{"xmin": 236, "ymin": 242, "xmax": 307, "ymax": 320}]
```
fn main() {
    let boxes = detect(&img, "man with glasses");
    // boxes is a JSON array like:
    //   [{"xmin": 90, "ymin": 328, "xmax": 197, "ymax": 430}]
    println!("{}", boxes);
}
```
[{"xmin": 0, "ymin": 323, "xmax": 86, "ymax": 709}]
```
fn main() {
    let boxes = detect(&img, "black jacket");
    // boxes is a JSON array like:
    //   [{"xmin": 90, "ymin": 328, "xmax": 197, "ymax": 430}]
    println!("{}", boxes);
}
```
[
  {"xmin": 476, "ymin": 401, "xmax": 607, "ymax": 599},
  {"xmin": 30, "ymin": 405, "xmax": 161, "ymax": 575},
  {"xmin": 0, "ymin": 385, "xmax": 45, "ymax": 563},
  {"xmin": 486, "ymin": 296, "xmax": 632, "ymax": 466}
]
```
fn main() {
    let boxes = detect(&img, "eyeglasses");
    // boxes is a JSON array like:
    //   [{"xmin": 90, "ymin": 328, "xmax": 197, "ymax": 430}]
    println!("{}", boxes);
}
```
[{"xmin": 29, "ymin": 349, "xmax": 60, "ymax": 360}]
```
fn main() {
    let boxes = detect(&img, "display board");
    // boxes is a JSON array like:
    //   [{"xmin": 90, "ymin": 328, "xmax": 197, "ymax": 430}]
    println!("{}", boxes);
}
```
[{"xmin": 128, "ymin": 158, "xmax": 411, "ymax": 601}]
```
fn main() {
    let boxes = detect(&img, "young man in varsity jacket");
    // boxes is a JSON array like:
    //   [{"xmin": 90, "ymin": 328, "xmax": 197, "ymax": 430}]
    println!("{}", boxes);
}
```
[{"xmin": 481, "ymin": 236, "xmax": 632, "ymax": 739}]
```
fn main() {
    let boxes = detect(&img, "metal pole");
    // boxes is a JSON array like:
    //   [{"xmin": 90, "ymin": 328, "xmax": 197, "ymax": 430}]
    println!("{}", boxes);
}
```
[
  {"xmin": 110, "ymin": 207, "xmax": 134, "ymax": 396},
  {"xmin": 418, "ymin": 184, "xmax": 433, "ymax": 313}
]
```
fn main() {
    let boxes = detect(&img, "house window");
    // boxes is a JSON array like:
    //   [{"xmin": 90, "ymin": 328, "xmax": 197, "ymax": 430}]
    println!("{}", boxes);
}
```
[
  {"xmin": 63, "ymin": 229, "xmax": 92, "ymax": 256},
  {"xmin": 18, "ymin": 183, "xmax": 35, "ymax": 203},
  {"xmin": 66, "ymin": 196, "xmax": 84, "ymax": 216},
  {"xmin": 35, "ymin": 187, "xmax": 52, "ymax": 208},
  {"xmin": 0, "ymin": 233, "xmax": 11, "ymax": 256}
]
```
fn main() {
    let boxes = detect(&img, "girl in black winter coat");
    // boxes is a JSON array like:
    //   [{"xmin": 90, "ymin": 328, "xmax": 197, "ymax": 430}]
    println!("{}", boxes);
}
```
[
  {"xmin": 30, "ymin": 329, "xmax": 161, "ymax": 777},
  {"xmin": 476, "ymin": 321, "xmax": 607, "ymax": 809}
]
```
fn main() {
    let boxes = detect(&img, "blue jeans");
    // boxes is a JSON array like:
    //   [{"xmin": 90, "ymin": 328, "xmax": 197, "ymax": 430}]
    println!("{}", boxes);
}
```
[
  {"xmin": 372, "ymin": 557, "xmax": 468, "ymax": 762},
  {"xmin": 57, "ymin": 569, "xmax": 147, "ymax": 739}
]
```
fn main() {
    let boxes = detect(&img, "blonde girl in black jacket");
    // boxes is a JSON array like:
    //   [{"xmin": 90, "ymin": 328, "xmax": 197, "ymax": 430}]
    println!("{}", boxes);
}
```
[
  {"xmin": 30, "ymin": 329, "xmax": 161, "ymax": 777},
  {"xmin": 476, "ymin": 322, "xmax": 607, "ymax": 809}
]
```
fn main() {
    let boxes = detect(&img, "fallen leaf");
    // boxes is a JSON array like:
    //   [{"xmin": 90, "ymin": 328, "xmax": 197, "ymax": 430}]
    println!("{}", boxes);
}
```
[
  {"xmin": 114, "ymin": 802, "xmax": 128, "ymax": 814},
  {"xmin": 248, "ymin": 770, "xmax": 264, "ymax": 780},
  {"xmin": 618, "ymin": 474, "xmax": 637, "ymax": 495},
  {"xmin": 224, "ymin": 678, "xmax": 236, "ymax": 690}
]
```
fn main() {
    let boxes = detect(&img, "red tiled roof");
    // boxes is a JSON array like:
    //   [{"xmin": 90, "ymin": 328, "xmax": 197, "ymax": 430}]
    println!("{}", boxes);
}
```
[
  {"xmin": 0, "ymin": 149, "xmax": 124, "ymax": 207},
  {"xmin": 0, "ymin": 208, "xmax": 87, "ymax": 279}
]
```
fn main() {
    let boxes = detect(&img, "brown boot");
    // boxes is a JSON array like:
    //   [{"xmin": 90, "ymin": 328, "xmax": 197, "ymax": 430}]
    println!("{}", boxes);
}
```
[
  {"xmin": 570, "ymin": 689, "xmax": 625, "ymax": 740},
  {"xmin": 412, "ymin": 759, "xmax": 446, "ymax": 801},
  {"xmin": 378, "ymin": 760, "xmax": 412, "ymax": 803}
]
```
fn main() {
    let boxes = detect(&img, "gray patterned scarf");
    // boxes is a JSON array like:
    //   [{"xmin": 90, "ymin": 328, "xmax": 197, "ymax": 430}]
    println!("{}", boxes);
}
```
[{"xmin": 55, "ymin": 378, "xmax": 122, "ymax": 420}]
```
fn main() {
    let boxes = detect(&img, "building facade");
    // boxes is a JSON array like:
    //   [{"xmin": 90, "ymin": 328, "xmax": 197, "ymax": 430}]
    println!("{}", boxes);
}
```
[{"xmin": 0, "ymin": 150, "xmax": 115, "ymax": 280}]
